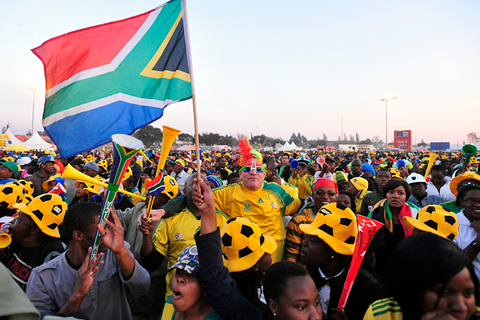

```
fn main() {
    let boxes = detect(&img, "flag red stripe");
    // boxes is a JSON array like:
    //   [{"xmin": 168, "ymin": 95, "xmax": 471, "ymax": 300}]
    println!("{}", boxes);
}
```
[{"xmin": 32, "ymin": 9, "xmax": 154, "ymax": 90}]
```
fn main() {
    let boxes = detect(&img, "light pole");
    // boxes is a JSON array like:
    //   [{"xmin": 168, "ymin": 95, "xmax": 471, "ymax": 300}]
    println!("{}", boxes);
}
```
[
  {"xmin": 27, "ymin": 87, "xmax": 35, "ymax": 135},
  {"xmin": 341, "ymin": 117, "xmax": 343, "ymax": 141},
  {"xmin": 379, "ymin": 97, "xmax": 397, "ymax": 149}
]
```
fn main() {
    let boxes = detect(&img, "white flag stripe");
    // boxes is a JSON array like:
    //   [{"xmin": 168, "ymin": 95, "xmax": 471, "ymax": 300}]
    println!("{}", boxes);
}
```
[
  {"xmin": 42, "ymin": 93, "xmax": 178, "ymax": 127},
  {"xmin": 46, "ymin": 6, "xmax": 163, "ymax": 98}
]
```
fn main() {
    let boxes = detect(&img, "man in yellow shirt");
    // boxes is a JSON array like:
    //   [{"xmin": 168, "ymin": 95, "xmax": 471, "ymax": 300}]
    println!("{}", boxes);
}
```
[{"xmin": 155, "ymin": 138, "xmax": 303, "ymax": 263}]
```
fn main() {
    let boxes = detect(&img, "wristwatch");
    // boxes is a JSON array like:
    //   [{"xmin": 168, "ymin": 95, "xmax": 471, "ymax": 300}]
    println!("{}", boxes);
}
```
[{"xmin": 470, "ymin": 241, "xmax": 480, "ymax": 251}]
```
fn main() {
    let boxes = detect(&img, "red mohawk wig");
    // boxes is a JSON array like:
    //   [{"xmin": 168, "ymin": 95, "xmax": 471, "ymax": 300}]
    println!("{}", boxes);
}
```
[{"xmin": 238, "ymin": 136, "xmax": 263, "ymax": 166}]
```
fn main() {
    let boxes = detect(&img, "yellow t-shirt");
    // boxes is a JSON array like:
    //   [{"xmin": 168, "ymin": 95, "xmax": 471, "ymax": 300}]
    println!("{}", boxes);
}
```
[
  {"xmin": 213, "ymin": 182, "xmax": 301, "ymax": 262},
  {"xmin": 288, "ymin": 174, "xmax": 314, "ymax": 199},
  {"xmin": 153, "ymin": 207, "xmax": 228, "ymax": 299}
]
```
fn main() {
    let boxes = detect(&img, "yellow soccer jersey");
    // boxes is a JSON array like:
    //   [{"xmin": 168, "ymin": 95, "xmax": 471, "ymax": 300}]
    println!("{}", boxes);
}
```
[
  {"xmin": 288, "ymin": 174, "xmax": 314, "ymax": 199},
  {"xmin": 281, "ymin": 181, "xmax": 299, "ymax": 198},
  {"xmin": 213, "ymin": 182, "xmax": 301, "ymax": 262},
  {"xmin": 153, "ymin": 207, "xmax": 228, "ymax": 299}
]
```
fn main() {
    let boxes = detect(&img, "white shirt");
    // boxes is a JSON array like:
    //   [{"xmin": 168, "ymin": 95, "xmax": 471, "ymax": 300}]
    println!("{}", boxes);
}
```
[
  {"xmin": 314, "ymin": 171, "xmax": 334, "ymax": 181},
  {"xmin": 454, "ymin": 210, "xmax": 480, "ymax": 279},
  {"xmin": 426, "ymin": 179, "xmax": 453, "ymax": 200},
  {"xmin": 171, "ymin": 170, "xmax": 189, "ymax": 195}
]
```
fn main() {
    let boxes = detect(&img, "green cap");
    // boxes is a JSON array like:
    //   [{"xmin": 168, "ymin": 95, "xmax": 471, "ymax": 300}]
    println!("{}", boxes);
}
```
[{"xmin": 2, "ymin": 161, "xmax": 19, "ymax": 175}]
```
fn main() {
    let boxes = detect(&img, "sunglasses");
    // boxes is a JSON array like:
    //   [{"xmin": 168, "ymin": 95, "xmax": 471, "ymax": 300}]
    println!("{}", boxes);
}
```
[{"xmin": 241, "ymin": 162, "xmax": 266, "ymax": 173}]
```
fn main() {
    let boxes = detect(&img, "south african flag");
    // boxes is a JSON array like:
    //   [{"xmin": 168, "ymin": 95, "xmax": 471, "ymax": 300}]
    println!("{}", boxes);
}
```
[{"xmin": 33, "ymin": 0, "xmax": 192, "ymax": 158}]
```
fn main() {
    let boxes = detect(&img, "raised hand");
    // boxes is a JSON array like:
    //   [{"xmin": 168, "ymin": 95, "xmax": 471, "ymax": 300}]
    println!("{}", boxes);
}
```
[{"xmin": 98, "ymin": 210, "xmax": 125, "ymax": 255}]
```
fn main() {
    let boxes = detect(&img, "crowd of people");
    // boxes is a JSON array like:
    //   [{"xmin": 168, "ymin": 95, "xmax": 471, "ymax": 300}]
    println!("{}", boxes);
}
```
[{"xmin": 1, "ymin": 138, "xmax": 480, "ymax": 320}]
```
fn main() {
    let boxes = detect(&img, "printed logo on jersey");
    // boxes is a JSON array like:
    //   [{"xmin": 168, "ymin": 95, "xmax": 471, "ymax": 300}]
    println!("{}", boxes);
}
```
[
  {"xmin": 175, "ymin": 233, "xmax": 184, "ymax": 240},
  {"xmin": 271, "ymin": 202, "xmax": 277, "ymax": 209},
  {"xmin": 257, "ymin": 198, "xmax": 264, "ymax": 204},
  {"xmin": 244, "ymin": 203, "xmax": 251, "ymax": 211}
]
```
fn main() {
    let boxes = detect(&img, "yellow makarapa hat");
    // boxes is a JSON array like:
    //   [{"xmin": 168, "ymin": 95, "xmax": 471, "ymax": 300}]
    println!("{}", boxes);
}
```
[
  {"xmin": 221, "ymin": 217, "xmax": 277, "ymax": 273},
  {"xmin": 449, "ymin": 171, "xmax": 480, "ymax": 196},
  {"xmin": 13, "ymin": 194, "xmax": 67, "ymax": 238},
  {"xmin": 404, "ymin": 205, "xmax": 458, "ymax": 241},
  {"xmin": 300, "ymin": 203, "xmax": 358, "ymax": 255}
]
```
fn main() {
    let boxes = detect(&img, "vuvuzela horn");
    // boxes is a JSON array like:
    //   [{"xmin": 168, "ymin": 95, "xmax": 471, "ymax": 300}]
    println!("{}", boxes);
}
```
[
  {"xmin": 424, "ymin": 152, "xmax": 438, "ymax": 178},
  {"xmin": 462, "ymin": 144, "xmax": 478, "ymax": 166},
  {"xmin": 89, "ymin": 134, "xmax": 144, "ymax": 265},
  {"xmin": 0, "ymin": 233, "xmax": 12, "ymax": 249},
  {"xmin": 145, "ymin": 126, "xmax": 181, "ymax": 219},
  {"xmin": 62, "ymin": 164, "xmax": 146, "ymax": 201},
  {"xmin": 0, "ymin": 223, "xmax": 12, "ymax": 249}
]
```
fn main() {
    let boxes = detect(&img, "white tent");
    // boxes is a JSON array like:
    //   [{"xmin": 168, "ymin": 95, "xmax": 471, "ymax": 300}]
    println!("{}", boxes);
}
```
[
  {"xmin": 24, "ymin": 132, "xmax": 53, "ymax": 149},
  {"xmin": 5, "ymin": 128, "xmax": 25, "ymax": 146},
  {"xmin": 290, "ymin": 141, "xmax": 299, "ymax": 150},
  {"xmin": 279, "ymin": 142, "xmax": 292, "ymax": 151}
]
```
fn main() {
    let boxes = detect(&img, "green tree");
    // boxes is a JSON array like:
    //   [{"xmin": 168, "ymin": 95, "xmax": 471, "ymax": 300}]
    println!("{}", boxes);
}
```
[
  {"xmin": 178, "ymin": 133, "xmax": 194, "ymax": 143},
  {"xmin": 133, "ymin": 125, "xmax": 163, "ymax": 147}
]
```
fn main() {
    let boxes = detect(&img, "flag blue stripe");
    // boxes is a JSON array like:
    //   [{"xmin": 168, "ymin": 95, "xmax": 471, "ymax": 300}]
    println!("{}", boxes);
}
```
[{"xmin": 45, "ymin": 101, "xmax": 166, "ymax": 158}]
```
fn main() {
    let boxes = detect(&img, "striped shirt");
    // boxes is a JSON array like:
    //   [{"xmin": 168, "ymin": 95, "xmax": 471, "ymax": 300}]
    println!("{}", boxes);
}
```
[{"xmin": 284, "ymin": 204, "xmax": 315, "ymax": 263}]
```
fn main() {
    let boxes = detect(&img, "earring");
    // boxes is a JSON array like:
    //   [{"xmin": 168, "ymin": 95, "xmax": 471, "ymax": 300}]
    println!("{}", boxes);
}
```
[
  {"xmin": 274, "ymin": 313, "xmax": 277, "ymax": 316},
  {"xmin": 331, "ymin": 255, "xmax": 335, "ymax": 259}
]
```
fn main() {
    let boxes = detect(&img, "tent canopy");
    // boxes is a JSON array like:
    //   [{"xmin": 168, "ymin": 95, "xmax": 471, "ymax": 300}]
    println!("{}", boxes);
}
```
[
  {"xmin": 24, "ymin": 132, "xmax": 53, "ymax": 149},
  {"xmin": 5, "ymin": 128, "xmax": 25, "ymax": 146}
]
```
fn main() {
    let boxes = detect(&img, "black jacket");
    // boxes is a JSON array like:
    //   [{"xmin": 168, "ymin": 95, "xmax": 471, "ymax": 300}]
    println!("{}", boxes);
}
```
[{"xmin": 195, "ymin": 229, "xmax": 273, "ymax": 320}]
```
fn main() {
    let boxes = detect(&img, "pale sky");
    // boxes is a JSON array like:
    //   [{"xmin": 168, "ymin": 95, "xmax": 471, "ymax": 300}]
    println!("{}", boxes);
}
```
[{"xmin": 1, "ymin": 0, "xmax": 479, "ymax": 146}]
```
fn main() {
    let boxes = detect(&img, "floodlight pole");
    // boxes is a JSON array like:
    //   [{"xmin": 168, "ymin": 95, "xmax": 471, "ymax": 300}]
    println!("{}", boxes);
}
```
[{"xmin": 379, "ymin": 97, "xmax": 397, "ymax": 149}]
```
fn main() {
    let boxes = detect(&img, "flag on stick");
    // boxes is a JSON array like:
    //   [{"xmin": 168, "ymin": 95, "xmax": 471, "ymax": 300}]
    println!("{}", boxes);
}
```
[
  {"xmin": 33, "ymin": 0, "xmax": 192, "ymax": 158},
  {"xmin": 337, "ymin": 215, "xmax": 383, "ymax": 310}
]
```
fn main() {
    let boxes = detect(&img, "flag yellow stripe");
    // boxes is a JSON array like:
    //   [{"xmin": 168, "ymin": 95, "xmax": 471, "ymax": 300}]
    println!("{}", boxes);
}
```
[{"xmin": 140, "ymin": 11, "xmax": 190, "ymax": 82}]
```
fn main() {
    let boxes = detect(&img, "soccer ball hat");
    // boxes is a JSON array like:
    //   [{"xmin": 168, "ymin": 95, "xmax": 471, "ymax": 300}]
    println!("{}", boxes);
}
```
[
  {"xmin": 98, "ymin": 159, "xmax": 109, "ymax": 172},
  {"xmin": 221, "ymin": 217, "xmax": 277, "ymax": 273},
  {"xmin": 0, "ymin": 184, "xmax": 23, "ymax": 209},
  {"xmin": 13, "ymin": 194, "xmax": 67, "ymax": 238},
  {"xmin": 449, "ymin": 172, "xmax": 480, "ymax": 196},
  {"xmin": 17, "ymin": 180, "xmax": 34, "ymax": 196},
  {"xmin": 161, "ymin": 176, "xmax": 179, "ymax": 199},
  {"xmin": 404, "ymin": 205, "xmax": 458, "ymax": 241},
  {"xmin": 42, "ymin": 174, "xmax": 63, "ymax": 192},
  {"xmin": 300, "ymin": 202, "xmax": 358, "ymax": 256}
]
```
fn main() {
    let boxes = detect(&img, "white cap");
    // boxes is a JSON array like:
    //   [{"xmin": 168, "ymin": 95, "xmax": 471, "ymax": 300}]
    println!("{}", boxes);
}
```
[
  {"xmin": 406, "ymin": 173, "xmax": 427, "ymax": 184},
  {"xmin": 17, "ymin": 157, "xmax": 32, "ymax": 166}
]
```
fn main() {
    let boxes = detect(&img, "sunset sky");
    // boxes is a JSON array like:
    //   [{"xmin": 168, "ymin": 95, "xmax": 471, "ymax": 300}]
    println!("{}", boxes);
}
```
[{"xmin": 1, "ymin": 0, "xmax": 478, "ymax": 146}]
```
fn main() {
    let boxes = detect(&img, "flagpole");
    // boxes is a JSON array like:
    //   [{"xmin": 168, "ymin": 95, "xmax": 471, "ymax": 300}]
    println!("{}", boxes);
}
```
[{"xmin": 182, "ymin": 0, "xmax": 202, "ymax": 185}]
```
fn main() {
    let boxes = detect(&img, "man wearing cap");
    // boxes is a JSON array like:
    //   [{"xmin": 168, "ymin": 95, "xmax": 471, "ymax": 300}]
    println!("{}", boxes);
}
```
[
  {"xmin": 360, "ymin": 168, "xmax": 391, "ymax": 215},
  {"xmin": 406, "ymin": 173, "xmax": 444, "ymax": 209},
  {"xmin": 315, "ymin": 156, "xmax": 336, "ymax": 181},
  {"xmin": 83, "ymin": 161, "xmax": 100, "ymax": 179},
  {"xmin": 288, "ymin": 159, "xmax": 314, "ymax": 199},
  {"xmin": 25, "ymin": 156, "xmax": 56, "ymax": 196},
  {"xmin": 334, "ymin": 171, "xmax": 349, "ymax": 192},
  {"xmin": 0, "ymin": 160, "xmax": 18, "ymax": 185},
  {"xmin": 171, "ymin": 159, "xmax": 189, "ymax": 195},
  {"xmin": 26, "ymin": 202, "xmax": 150, "ymax": 319},
  {"xmin": 0, "ymin": 194, "xmax": 66, "ymax": 291}
]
